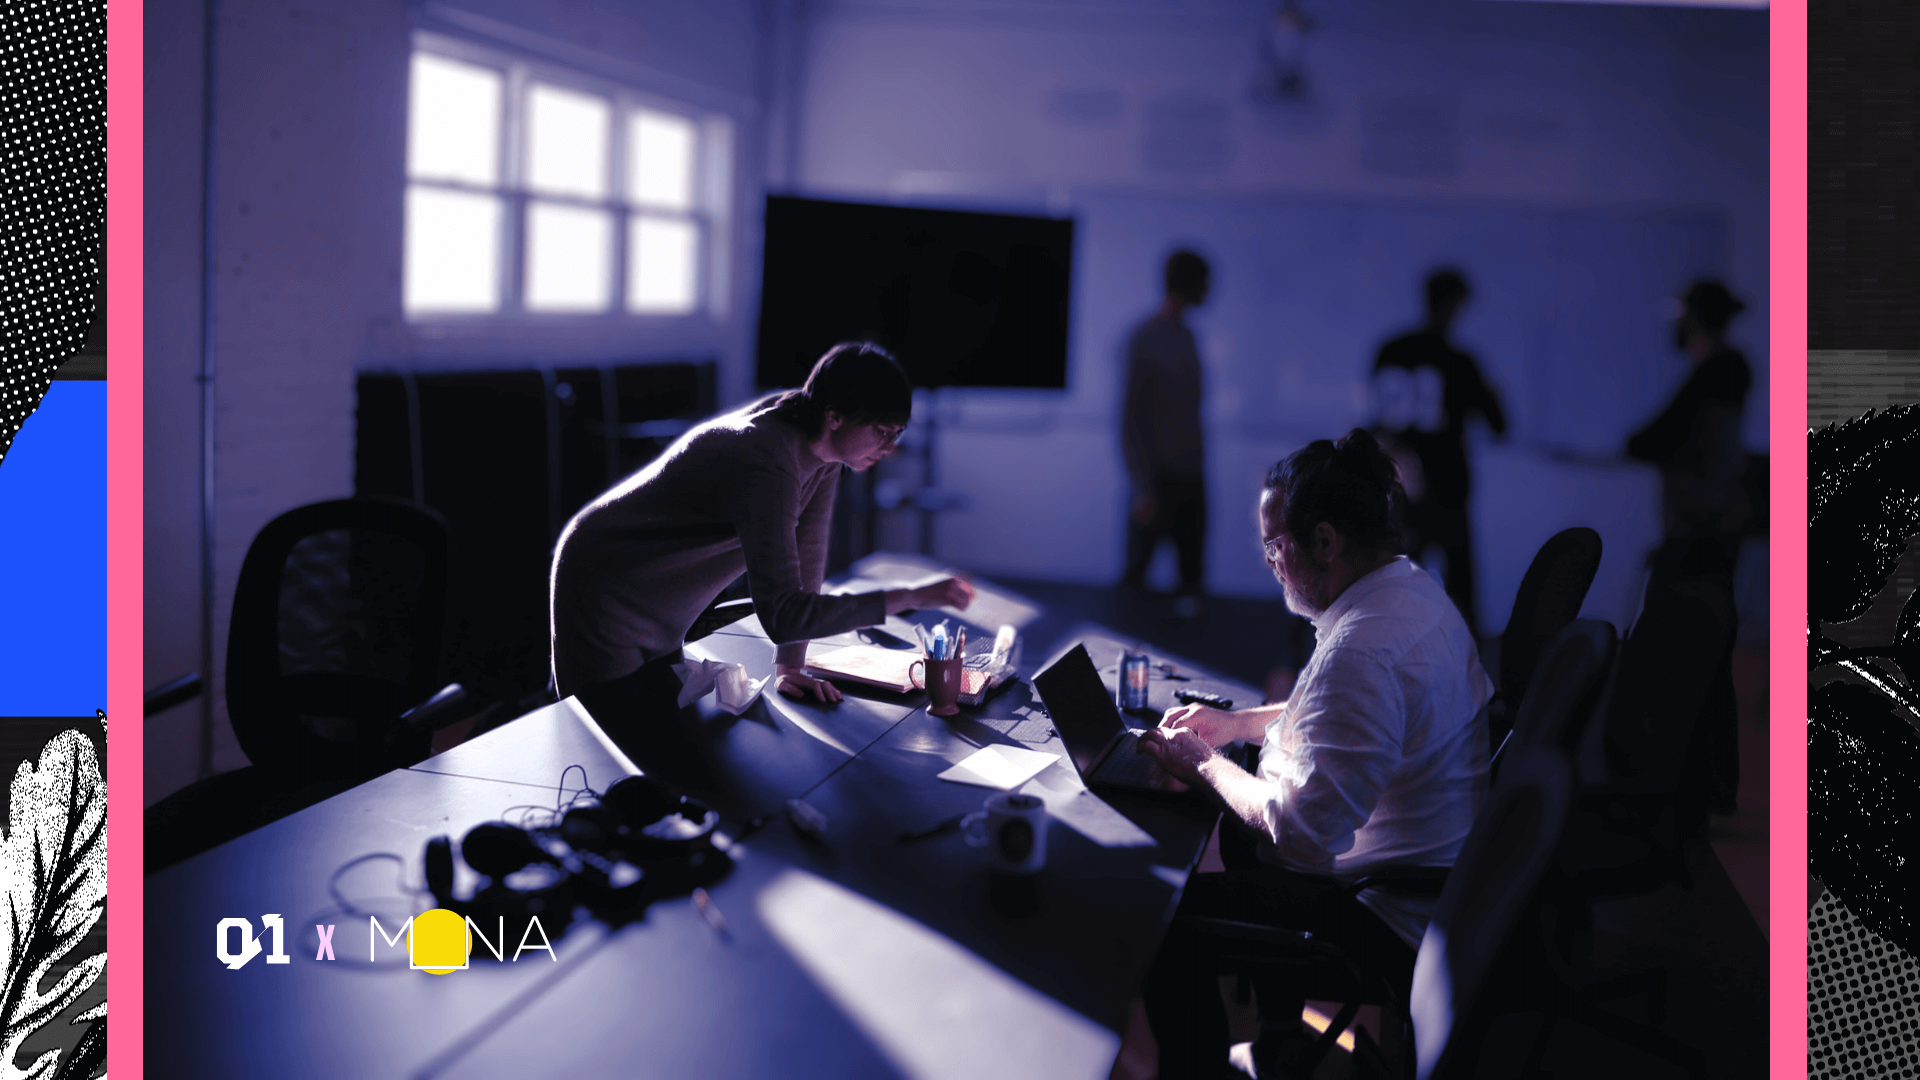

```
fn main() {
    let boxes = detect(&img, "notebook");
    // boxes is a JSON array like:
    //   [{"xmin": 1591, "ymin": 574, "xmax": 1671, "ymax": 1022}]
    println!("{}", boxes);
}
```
[{"xmin": 805, "ymin": 644, "xmax": 998, "ymax": 700}]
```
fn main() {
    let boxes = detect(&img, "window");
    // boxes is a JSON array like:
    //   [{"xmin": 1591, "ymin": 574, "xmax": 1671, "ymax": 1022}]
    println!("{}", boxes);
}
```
[{"xmin": 403, "ymin": 42, "xmax": 720, "ymax": 319}]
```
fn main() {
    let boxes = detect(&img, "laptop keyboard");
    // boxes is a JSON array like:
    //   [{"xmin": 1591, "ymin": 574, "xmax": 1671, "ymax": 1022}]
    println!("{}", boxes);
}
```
[{"xmin": 1095, "ymin": 733, "xmax": 1170, "ymax": 787}]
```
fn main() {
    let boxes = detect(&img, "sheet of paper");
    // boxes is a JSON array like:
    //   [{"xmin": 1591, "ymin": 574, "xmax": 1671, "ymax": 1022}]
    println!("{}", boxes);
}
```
[{"xmin": 937, "ymin": 744, "xmax": 1061, "ymax": 791}]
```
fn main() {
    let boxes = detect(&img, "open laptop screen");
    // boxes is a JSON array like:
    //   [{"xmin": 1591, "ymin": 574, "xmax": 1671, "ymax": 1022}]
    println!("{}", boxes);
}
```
[{"xmin": 1031, "ymin": 644, "xmax": 1130, "ymax": 778}]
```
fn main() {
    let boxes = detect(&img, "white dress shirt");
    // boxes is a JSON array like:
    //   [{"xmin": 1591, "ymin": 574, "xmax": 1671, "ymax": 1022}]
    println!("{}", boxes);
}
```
[{"xmin": 1254, "ymin": 556, "xmax": 1493, "ymax": 947}]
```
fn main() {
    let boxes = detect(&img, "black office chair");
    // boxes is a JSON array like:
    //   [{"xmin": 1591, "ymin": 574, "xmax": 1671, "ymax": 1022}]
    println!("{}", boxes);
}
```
[
  {"xmin": 1183, "ymin": 616, "xmax": 1616, "ymax": 1079},
  {"xmin": 1487, "ymin": 528, "xmax": 1603, "ymax": 758},
  {"xmin": 145, "ymin": 498, "xmax": 465, "ymax": 873},
  {"xmin": 1472, "ymin": 574, "xmax": 1735, "ymax": 1077},
  {"xmin": 1568, "ymin": 570, "xmax": 1737, "ymax": 899},
  {"xmin": 1410, "ymin": 745, "xmax": 1577, "ymax": 1080},
  {"xmin": 1490, "ymin": 618, "xmax": 1617, "ymax": 779}
]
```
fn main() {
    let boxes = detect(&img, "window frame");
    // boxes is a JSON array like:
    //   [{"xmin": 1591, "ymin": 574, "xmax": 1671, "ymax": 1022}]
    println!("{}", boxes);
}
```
[{"xmin": 404, "ymin": 32, "xmax": 721, "ymax": 323}]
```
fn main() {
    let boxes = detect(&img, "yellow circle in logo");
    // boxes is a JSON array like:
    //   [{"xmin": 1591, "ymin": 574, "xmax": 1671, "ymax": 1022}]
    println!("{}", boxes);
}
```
[{"xmin": 410, "ymin": 908, "xmax": 469, "ymax": 974}]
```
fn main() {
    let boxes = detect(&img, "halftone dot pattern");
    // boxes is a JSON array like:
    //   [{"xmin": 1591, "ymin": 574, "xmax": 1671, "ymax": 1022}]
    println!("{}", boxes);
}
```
[
  {"xmin": 1810, "ymin": 888, "xmax": 1920, "ymax": 1079},
  {"xmin": 0, "ymin": 0, "xmax": 104, "ymax": 467}
]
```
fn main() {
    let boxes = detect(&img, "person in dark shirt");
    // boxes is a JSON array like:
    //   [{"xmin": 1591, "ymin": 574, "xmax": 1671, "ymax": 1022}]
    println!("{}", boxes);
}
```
[
  {"xmin": 1120, "ymin": 250, "xmax": 1211, "ymax": 618},
  {"xmin": 1371, "ymin": 268, "xmax": 1506, "ymax": 635},
  {"xmin": 1627, "ymin": 279, "xmax": 1751, "ymax": 815},
  {"xmin": 1626, "ymin": 280, "xmax": 1753, "ymax": 564}
]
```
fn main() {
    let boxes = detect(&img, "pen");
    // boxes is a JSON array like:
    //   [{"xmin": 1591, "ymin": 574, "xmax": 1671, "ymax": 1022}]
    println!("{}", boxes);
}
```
[
  {"xmin": 692, "ymin": 888, "xmax": 731, "ymax": 939},
  {"xmin": 897, "ymin": 812, "xmax": 967, "ymax": 843}
]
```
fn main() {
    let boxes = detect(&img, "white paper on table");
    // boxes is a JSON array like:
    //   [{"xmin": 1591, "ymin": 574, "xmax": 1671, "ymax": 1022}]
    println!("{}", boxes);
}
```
[{"xmin": 937, "ymin": 744, "xmax": 1060, "ymax": 791}]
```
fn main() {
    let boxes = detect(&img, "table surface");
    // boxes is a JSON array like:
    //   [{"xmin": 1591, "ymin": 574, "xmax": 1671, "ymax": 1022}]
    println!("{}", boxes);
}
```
[{"xmin": 145, "ymin": 568, "xmax": 1259, "ymax": 1080}]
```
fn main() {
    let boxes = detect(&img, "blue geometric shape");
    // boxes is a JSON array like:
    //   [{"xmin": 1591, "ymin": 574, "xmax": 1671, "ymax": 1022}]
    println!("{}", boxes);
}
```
[{"xmin": 0, "ymin": 382, "xmax": 104, "ymax": 715}]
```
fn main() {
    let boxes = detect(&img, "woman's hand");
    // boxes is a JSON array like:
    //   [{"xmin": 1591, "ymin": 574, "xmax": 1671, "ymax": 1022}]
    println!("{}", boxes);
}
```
[
  {"xmin": 1134, "ymin": 726, "xmax": 1216, "ymax": 785},
  {"xmin": 1159, "ymin": 703, "xmax": 1246, "ymax": 749},
  {"xmin": 884, "ymin": 576, "xmax": 976, "ymax": 615},
  {"xmin": 774, "ymin": 665, "xmax": 843, "ymax": 704}
]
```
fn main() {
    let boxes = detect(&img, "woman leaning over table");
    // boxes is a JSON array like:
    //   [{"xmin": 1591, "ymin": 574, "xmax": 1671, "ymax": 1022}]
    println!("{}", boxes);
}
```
[{"xmin": 549, "ymin": 342, "xmax": 975, "ymax": 745}]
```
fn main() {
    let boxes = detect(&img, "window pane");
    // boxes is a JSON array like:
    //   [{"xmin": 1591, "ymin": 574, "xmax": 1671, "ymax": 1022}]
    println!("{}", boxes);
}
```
[
  {"xmin": 526, "ymin": 201, "xmax": 611, "ymax": 311},
  {"xmin": 408, "ymin": 53, "xmax": 500, "ymax": 185},
  {"xmin": 628, "ymin": 108, "xmax": 695, "ymax": 210},
  {"xmin": 405, "ymin": 186, "xmax": 499, "ymax": 313},
  {"xmin": 527, "ymin": 83, "xmax": 609, "ymax": 199},
  {"xmin": 628, "ymin": 216, "xmax": 697, "ymax": 314}
]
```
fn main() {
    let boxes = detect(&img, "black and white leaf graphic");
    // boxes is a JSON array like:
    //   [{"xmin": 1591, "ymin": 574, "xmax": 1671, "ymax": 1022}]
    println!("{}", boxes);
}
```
[
  {"xmin": 0, "ymin": 730, "xmax": 104, "ymax": 1080},
  {"xmin": 1810, "ymin": 404, "xmax": 1920, "ymax": 956}
]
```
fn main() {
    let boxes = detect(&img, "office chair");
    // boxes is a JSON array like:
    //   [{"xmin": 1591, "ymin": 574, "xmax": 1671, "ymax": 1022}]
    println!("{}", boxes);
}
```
[
  {"xmin": 1490, "ymin": 619, "xmax": 1617, "ymax": 779},
  {"xmin": 1567, "ymin": 570, "xmax": 1736, "ymax": 899},
  {"xmin": 145, "ymin": 498, "xmax": 465, "ymax": 873},
  {"xmin": 1487, "ymin": 527, "xmax": 1603, "ymax": 758},
  {"xmin": 1473, "ymin": 574, "xmax": 1735, "ymax": 1077},
  {"xmin": 1410, "ymin": 745, "xmax": 1577, "ymax": 1080},
  {"xmin": 1183, "ymin": 617, "xmax": 1615, "ymax": 1079}
]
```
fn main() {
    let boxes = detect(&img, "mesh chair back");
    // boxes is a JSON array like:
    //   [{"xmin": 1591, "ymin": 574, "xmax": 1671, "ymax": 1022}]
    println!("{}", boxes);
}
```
[
  {"xmin": 1497, "ymin": 619, "xmax": 1616, "ymax": 774},
  {"xmin": 226, "ymin": 498, "xmax": 449, "ymax": 779},
  {"xmin": 1490, "ymin": 528, "xmax": 1602, "ymax": 752},
  {"xmin": 1411, "ymin": 746, "xmax": 1574, "ymax": 1080}
]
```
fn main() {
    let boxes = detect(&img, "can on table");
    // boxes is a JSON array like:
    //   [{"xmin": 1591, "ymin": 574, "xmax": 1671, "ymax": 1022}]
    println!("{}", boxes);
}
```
[{"xmin": 1120, "ymin": 650, "xmax": 1151, "ymax": 711}]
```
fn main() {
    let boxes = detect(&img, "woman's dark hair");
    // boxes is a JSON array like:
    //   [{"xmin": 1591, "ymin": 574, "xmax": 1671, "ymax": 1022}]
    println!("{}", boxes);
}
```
[
  {"xmin": 769, "ymin": 341, "xmax": 913, "ymax": 439},
  {"xmin": 1264, "ymin": 428, "xmax": 1408, "ymax": 557}
]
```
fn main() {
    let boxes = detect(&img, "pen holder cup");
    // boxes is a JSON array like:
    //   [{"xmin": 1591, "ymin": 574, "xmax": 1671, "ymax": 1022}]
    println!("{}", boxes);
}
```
[
  {"xmin": 963, "ymin": 792, "xmax": 1047, "ymax": 875},
  {"xmin": 909, "ymin": 654, "xmax": 965, "ymax": 716}
]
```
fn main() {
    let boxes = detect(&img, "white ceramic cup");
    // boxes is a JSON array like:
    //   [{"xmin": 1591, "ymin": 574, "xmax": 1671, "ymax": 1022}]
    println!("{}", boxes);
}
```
[{"xmin": 962, "ymin": 792, "xmax": 1048, "ymax": 874}]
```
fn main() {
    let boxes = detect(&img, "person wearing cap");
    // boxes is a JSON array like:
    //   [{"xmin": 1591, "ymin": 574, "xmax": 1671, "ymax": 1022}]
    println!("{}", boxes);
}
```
[
  {"xmin": 1625, "ymin": 280, "xmax": 1752, "ymax": 815},
  {"xmin": 549, "ymin": 342, "xmax": 974, "ymax": 746}
]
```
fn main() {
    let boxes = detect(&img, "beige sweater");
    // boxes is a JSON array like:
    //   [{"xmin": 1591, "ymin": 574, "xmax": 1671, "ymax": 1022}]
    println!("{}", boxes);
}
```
[{"xmin": 549, "ymin": 397, "xmax": 887, "ymax": 695}]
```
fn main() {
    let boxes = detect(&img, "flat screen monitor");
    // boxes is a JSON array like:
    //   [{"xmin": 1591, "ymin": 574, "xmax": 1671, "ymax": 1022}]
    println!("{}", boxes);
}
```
[{"xmin": 756, "ymin": 196, "xmax": 1074, "ymax": 390}]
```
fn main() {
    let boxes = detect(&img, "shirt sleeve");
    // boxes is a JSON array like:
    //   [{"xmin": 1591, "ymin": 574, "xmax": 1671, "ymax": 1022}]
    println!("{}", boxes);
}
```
[
  {"xmin": 1256, "ymin": 646, "xmax": 1406, "ymax": 874},
  {"xmin": 774, "ymin": 467, "xmax": 849, "ymax": 668},
  {"xmin": 729, "ymin": 457, "xmax": 886, "ymax": 665}
]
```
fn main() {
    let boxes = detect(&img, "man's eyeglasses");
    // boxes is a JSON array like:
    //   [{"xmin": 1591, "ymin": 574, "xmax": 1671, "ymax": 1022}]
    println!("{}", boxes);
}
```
[
  {"xmin": 1262, "ymin": 535, "xmax": 1286, "ymax": 563},
  {"xmin": 874, "ymin": 424, "xmax": 905, "ymax": 448}
]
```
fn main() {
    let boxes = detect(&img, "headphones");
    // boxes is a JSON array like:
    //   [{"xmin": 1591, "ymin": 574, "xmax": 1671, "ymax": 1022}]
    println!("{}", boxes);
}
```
[{"xmin": 423, "ymin": 774, "xmax": 732, "ymax": 948}]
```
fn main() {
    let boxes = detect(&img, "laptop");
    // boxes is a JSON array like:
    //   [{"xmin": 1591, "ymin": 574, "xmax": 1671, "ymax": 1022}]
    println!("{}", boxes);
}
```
[{"xmin": 1031, "ymin": 644, "xmax": 1195, "ymax": 797}]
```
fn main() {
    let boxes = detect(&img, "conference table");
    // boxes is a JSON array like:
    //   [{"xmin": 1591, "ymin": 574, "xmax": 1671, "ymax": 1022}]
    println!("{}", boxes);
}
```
[{"xmin": 144, "ymin": 564, "xmax": 1260, "ymax": 1079}]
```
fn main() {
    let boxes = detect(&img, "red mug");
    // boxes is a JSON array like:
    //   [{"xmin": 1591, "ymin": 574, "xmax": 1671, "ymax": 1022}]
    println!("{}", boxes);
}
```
[{"xmin": 909, "ymin": 654, "xmax": 965, "ymax": 716}]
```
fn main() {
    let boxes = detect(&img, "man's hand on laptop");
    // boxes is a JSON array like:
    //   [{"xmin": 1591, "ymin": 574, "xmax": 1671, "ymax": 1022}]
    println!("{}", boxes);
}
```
[
  {"xmin": 1160, "ymin": 703, "xmax": 1255, "ymax": 748},
  {"xmin": 1135, "ymin": 726, "xmax": 1216, "ymax": 785}
]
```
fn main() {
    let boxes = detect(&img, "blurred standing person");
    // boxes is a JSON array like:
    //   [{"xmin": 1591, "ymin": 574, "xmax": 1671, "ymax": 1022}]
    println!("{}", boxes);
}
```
[
  {"xmin": 1627, "ymin": 279, "xmax": 1751, "ymax": 815},
  {"xmin": 1120, "ymin": 249, "xmax": 1211, "ymax": 619},
  {"xmin": 1371, "ymin": 268, "xmax": 1507, "ymax": 636}
]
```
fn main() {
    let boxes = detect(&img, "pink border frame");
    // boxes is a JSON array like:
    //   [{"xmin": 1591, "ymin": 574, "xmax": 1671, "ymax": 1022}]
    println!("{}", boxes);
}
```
[
  {"xmin": 96, "ymin": 2, "xmax": 1805, "ymax": 1076},
  {"xmin": 106, "ymin": 0, "xmax": 142, "ymax": 1075},
  {"xmin": 1769, "ymin": 1, "xmax": 1806, "ymax": 1078}
]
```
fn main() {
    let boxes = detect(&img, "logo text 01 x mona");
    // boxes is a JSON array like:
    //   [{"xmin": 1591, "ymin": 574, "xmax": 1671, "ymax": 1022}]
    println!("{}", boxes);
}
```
[{"xmin": 215, "ymin": 911, "xmax": 556, "ymax": 972}]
